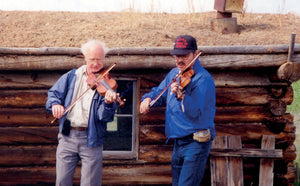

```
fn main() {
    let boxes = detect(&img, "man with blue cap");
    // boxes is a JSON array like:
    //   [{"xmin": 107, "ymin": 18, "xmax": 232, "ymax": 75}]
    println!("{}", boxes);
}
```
[{"xmin": 140, "ymin": 35, "xmax": 216, "ymax": 185}]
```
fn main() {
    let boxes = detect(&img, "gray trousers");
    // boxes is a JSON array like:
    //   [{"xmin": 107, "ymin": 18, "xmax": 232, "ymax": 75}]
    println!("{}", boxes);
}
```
[{"xmin": 56, "ymin": 130, "xmax": 103, "ymax": 186}]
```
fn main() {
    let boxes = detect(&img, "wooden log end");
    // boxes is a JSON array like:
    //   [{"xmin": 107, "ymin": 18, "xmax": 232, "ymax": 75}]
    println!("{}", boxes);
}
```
[{"xmin": 277, "ymin": 62, "xmax": 300, "ymax": 83}]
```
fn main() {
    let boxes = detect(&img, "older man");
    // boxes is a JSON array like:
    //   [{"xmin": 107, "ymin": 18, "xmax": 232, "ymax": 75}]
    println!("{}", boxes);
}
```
[{"xmin": 46, "ymin": 40, "xmax": 117, "ymax": 186}]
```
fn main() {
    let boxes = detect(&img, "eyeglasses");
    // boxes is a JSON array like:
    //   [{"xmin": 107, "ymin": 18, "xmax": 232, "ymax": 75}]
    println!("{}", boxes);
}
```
[
  {"xmin": 86, "ymin": 58, "xmax": 104, "ymax": 62},
  {"xmin": 174, "ymin": 54, "xmax": 191, "ymax": 61}
]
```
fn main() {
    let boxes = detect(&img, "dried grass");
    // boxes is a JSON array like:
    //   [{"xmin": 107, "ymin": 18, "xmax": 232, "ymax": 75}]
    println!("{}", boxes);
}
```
[{"xmin": 0, "ymin": 10, "xmax": 299, "ymax": 48}]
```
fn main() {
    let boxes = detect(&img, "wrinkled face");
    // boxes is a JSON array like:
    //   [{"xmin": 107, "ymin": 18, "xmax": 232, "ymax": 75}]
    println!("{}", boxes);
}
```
[
  {"xmin": 84, "ymin": 45, "xmax": 105, "ymax": 74},
  {"xmin": 174, "ymin": 52, "xmax": 195, "ymax": 72}
]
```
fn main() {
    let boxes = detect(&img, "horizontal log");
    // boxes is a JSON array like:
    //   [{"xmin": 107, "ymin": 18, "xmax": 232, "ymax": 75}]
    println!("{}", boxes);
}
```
[
  {"xmin": 139, "ymin": 122, "xmax": 295, "ymax": 146},
  {"xmin": 0, "ymin": 105, "xmax": 292, "ymax": 127},
  {"xmin": 0, "ymin": 145, "xmax": 56, "ymax": 166},
  {"xmin": 215, "ymin": 87, "xmax": 293, "ymax": 106},
  {"xmin": 1, "ymin": 44, "xmax": 299, "ymax": 55},
  {"xmin": 140, "ymin": 106, "xmax": 291, "ymax": 125},
  {"xmin": 139, "ymin": 145, "xmax": 172, "ymax": 163},
  {"xmin": 1, "ymin": 86, "xmax": 292, "ymax": 109},
  {"xmin": 0, "ymin": 127, "xmax": 58, "ymax": 145},
  {"xmin": 139, "ymin": 144, "xmax": 289, "ymax": 163},
  {"xmin": 0, "ymin": 108, "xmax": 53, "ymax": 126},
  {"xmin": 0, "ymin": 145, "xmax": 154, "ymax": 166},
  {"xmin": 0, "ymin": 164, "xmax": 172, "ymax": 185},
  {"xmin": 0, "ymin": 90, "xmax": 48, "ymax": 108},
  {"xmin": 0, "ymin": 72, "xmax": 60, "ymax": 89},
  {"xmin": 1, "ymin": 53, "xmax": 300, "ymax": 71},
  {"xmin": 0, "ymin": 70, "xmax": 289, "ymax": 91},
  {"xmin": 0, "ymin": 143, "xmax": 293, "ymax": 170}
]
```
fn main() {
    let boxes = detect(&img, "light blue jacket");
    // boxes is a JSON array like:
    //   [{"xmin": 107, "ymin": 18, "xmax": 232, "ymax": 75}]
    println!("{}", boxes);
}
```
[
  {"xmin": 141, "ymin": 59, "xmax": 216, "ymax": 139},
  {"xmin": 46, "ymin": 68, "xmax": 117, "ymax": 147}
]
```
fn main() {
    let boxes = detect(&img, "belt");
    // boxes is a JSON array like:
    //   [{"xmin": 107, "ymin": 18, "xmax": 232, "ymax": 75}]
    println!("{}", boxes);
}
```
[
  {"xmin": 70, "ymin": 126, "xmax": 88, "ymax": 131},
  {"xmin": 179, "ymin": 133, "xmax": 193, "ymax": 140}
]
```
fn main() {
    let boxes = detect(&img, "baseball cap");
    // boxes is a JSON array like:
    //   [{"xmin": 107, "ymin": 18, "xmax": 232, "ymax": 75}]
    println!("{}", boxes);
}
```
[{"xmin": 170, "ymin": 35, "xmax": 197, "ymax": 55}]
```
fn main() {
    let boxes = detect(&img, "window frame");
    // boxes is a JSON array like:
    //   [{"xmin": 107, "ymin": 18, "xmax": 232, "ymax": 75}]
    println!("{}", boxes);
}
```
[{"xmin": 103, "ymin": 77, "xmax": 139, "ymax": 160}]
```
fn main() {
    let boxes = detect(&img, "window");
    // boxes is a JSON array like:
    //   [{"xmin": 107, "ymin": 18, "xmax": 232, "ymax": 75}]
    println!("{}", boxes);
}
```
[{"xmin": 103, "ymin": 79, "xmax": 137, "ymax": 159}]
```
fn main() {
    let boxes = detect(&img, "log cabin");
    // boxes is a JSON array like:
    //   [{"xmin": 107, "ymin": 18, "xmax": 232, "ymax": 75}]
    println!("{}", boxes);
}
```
[{"xmin": 0, "ymin": 44, "xmax": 299, "ymax": 185}]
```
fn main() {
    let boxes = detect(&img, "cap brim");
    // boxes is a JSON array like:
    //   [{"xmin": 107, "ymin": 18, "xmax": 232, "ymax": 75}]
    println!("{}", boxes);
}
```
[{"xmin": 170, "ymin": 49, "xmax": 194, "ymax": 55}]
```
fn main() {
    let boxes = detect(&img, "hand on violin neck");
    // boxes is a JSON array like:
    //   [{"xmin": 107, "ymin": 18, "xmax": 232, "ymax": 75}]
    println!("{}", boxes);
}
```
[{"xmin": 104, "ymin": 90, "xmax": 117, "ymax": 104}]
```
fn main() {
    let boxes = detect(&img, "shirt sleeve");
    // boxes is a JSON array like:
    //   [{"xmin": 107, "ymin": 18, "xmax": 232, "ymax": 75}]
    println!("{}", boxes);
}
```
[
  {"xmin": 45, "ymin": 71, "xmax": 71, "ymax": 113},
  {"xmin": 183, "ymin": 75, "xmax": 214, "ymax": 119},
  {"xmin": 97, "ymin": 96, "xmax": 117, "ymax": 122},
  {"xmin": 141, "ymin": 70, "xmax": 175, "ymax": 107}
]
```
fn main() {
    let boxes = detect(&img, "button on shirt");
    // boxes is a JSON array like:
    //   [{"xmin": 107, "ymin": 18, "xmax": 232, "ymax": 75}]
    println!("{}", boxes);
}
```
[{"xmin": 66, "ymin": 65, "xmax": 95, "ymax": 128}]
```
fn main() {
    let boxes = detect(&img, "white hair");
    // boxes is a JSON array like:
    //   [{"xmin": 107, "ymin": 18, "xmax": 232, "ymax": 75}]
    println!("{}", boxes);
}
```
[{"xmin": 81, "ymin": 40, "xmax": 109, "ymax": 56}]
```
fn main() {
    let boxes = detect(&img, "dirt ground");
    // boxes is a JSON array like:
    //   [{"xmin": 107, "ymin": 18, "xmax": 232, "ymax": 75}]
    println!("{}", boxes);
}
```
[{"xmin": 0, "ymin": 10, "xmax": 299, "ymax": 48}]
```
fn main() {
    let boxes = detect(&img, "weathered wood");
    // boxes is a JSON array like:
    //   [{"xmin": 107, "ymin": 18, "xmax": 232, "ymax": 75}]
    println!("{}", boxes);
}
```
[
  {"xmin": 0, "ymin": 127, "xmax": 58, "ymax": 144},
  {"xmin": 211, "ymin": 17, "xmax": 238, "ymax": 34},
  {"xmin": 1, "ymin": 53, "xmax": 300, "ymax": 70},
  {"xmin": 0, "ymin": 145, "xmax": 56, "ymax": 166},
  {"xmin": 0, "ymin": 70, "xmax": 289, "ymax": 91},
  {"xmin": 288, "ymin": 34, "xmax": 296, "ymax": 62},
  {"xmin": 139, "ymin": 145, "xmax": 172, "ymax": 163},
  {"xmin": 259, "ymin": 135, "xmax": 275, "ymax": 186},
  {"xmin": 216, "ymin": 87, "xmax": 293, "ymax": 106},
  {"xmin": 210, "ymin": 136, "xmax": 228, "ymax": 186},
  {"xmin": 0, "ymin": 108, "xmax": 53, "ymax": 126},
  {"xmin": 0, "ymin": 86, "xmax": 292, "ymax": 109},
  {"xmin": 0, "ymin": 45, "xmax": 297, "ymax": 186},
  {"xmin": 0, "ymin": 90, "xmax": 47, "ymax": 108},
  {"xmin": 1, "ymin": 45, "xmax": 299, "ymax": 55},
  {"xmin": 268, "ymin": 100, "xmax": 287, "ymax": 116},
  {"xmin": 211, "ymin": 148, "xmax": 282, "ymax": 158},
  {"xmin": 140, "ymin": 122, "xmax": 295, "ymax": 146},
  {"xmin": 277, "ymin": 61, "xmax": 300, "ymax": 82},
  {"xmin": 0, "ymin": 72, "xmax": 60, "ymax": 89},
  {"xmin": 140, "ymin": 106, "xmax": 293, "ymax": 125},
  {"xmin": 0, "ymin": 164, "xmax": 172, "ymax": 185},
  {"xmin": 211, "ymin": 71, "xmax": 289, "ymax": 87},
  {"xmin": 214, "ymin": 0, "xmax": 245, "ymax": 13},
  {"xmin": 228, "ymin": 136, "xmax": 243, "ymax": 186}
]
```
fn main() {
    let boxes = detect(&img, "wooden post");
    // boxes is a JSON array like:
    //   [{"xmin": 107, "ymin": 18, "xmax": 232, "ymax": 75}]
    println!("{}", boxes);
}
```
[
  {"xmin": 259, "ymin": 135, "xmax": 275, "ymax": 186},
  {"xmin": 228, "ymin": 136, "xmax": 244, "ymax": 186},
  {"xmin": 288, "ymin": 34, "xmax": 296, "ymax": 62},
  {"xmin": 210, "ymin": 136, "xmax": 229, "ymax": 185},
  {"xmin": 212, "ymin": 0, "xmax": 244, "ymax": 34}
]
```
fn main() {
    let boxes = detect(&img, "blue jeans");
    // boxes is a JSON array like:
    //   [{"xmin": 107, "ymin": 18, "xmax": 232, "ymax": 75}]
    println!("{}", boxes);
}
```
[{"xmin": 171, "ymin": 137, "xmax": 212, "ymax": 186}]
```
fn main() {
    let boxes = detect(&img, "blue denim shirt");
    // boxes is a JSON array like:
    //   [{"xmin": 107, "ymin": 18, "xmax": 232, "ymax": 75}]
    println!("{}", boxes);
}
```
[
  {"xmin": 46, "ymin": 68, "xmax": 117, "ymax": 147},
  {"xmin": 141, "ymin": 59, "xmax": 216, "ymax": 139}
]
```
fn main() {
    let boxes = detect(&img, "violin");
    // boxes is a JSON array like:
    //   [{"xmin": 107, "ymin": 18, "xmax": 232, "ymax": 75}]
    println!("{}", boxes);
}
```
[
  {"xmin": 50, "ymin": 63, "xmax": 122, "ymax": 124},
  {"xmin": 86, "ymin": 68, "xmax": 125, "ymax": 106},
  {"xmin": 176, "ymin": 68, "xmax": 195, "ymax": 100},
  {"xmin": 149, "ymin": 51, "xmax": 202, "ymax": 107}
]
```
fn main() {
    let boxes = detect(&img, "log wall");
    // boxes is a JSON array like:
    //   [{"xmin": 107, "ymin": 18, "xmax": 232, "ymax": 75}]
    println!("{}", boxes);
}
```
[{"xmin": 0, "ymin": 44, "xmax": 299, "ymax": 185}]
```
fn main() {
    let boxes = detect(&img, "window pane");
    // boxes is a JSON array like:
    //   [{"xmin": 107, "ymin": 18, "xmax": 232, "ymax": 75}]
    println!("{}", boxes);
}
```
[
  {"xmin": 104, "ymin": 117, "xmax": 132, "ymax": 151},
  {"xmin": 103, "ymin": 80, "xmax": 135, "ymax": 152}
]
